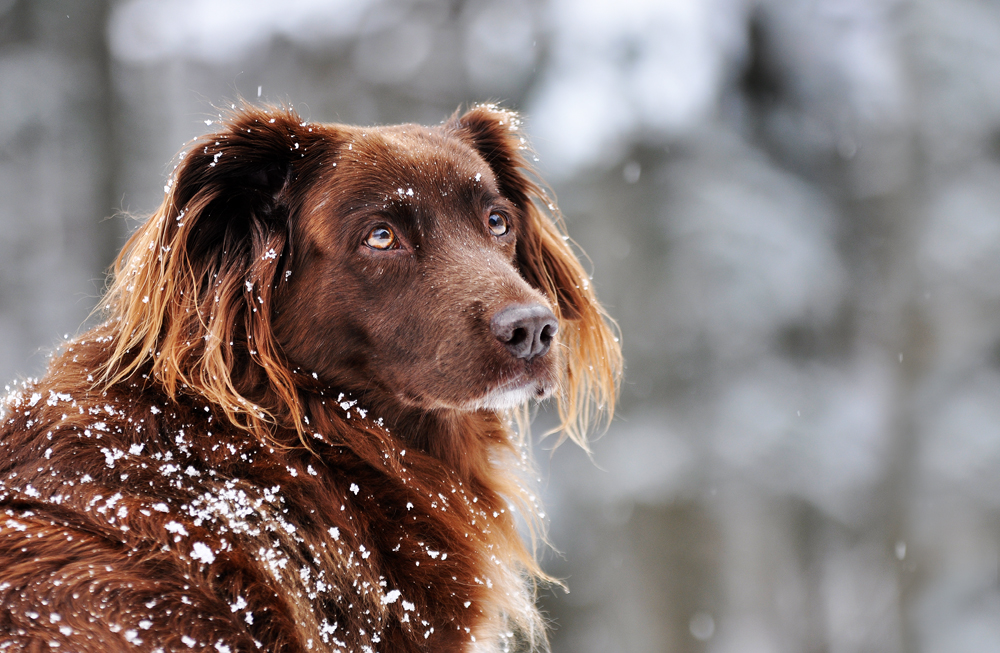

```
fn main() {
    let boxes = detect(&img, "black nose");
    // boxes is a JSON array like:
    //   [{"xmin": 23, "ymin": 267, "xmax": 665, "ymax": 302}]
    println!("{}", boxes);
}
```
[{"xmin": 491, "ymin": 304, "xmax": 558, "ymax": 360}]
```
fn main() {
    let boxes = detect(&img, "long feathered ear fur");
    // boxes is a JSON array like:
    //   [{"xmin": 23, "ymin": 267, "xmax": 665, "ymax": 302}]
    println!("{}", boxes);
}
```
[
  {"xmin": 448, "ymin": 104, "xmax": 623, "ymax": 448},
  {"xmin": 97, "ymin": 104, "xmax": 319, "ymax": 445}
]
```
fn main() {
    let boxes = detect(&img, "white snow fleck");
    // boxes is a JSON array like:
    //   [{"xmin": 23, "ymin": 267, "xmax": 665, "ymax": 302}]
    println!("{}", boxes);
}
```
[
  {"xmin": 47, "ymin": 391, "xmax": 71, "ymax": 406},
  {"xmin": 165, "ymin": 521, "xmax": 189, "ymax": 537},
  {"xmin": 381, "ymin": 590, "xmax": 401, "ymax": 604},
  {"xmin": 349, "ymin": 483, "xmax": 359, "ymax": 495},
  {"xmin": 191, "ymin": 541, "xmax": 216, "ymax": 564}
]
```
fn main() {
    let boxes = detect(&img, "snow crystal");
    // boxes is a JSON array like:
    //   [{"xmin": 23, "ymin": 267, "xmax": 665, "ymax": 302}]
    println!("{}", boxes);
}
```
[
  {"xmin": 191, "ymin": 541, "xmax": 216, "ymax": 564},
  {"xmin": 165, "ymin": 521, "xmax": 189, "ymax": 536}
]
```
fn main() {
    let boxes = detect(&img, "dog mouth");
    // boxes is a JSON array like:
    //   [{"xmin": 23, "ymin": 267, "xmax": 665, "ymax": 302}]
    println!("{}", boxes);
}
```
[
  {"xmin": 464, "ymin": 374, "xmax": 555, "ymax": 411},
  {"xmin": 392, "ymin": 364, "xmax": 557, "ymax": 413},
  {"xmin": 392, "ymin": 372, "xmax": 555, "ymax": 413}
]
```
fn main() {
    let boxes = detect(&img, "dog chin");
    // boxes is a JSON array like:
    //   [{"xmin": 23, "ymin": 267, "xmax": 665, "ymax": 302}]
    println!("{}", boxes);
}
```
[{"xmin": 466, "ymin": 381, "xmax": 553, "ymax": 412}]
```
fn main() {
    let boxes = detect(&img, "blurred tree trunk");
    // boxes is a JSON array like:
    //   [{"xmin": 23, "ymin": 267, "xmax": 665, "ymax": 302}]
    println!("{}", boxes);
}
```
[{"xmin": 0, "ymin": 0, "xmax": 117, "ymax": 382}]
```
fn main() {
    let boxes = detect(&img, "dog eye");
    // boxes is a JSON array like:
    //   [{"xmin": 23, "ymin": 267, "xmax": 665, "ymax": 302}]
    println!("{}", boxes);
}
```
[
  {"xmin": 488, "ymin": 213, "xmax": 510, "ymax": 237},
  {"xmin": 365, "ymin": 226, "xmax": 399, "ymax": 250}
]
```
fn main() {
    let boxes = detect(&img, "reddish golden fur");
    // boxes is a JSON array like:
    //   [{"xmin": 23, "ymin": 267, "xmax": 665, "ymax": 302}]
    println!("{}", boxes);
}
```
[{"xmin": 0, "ymin": 104, "xmax": 621, "ymax": 652}]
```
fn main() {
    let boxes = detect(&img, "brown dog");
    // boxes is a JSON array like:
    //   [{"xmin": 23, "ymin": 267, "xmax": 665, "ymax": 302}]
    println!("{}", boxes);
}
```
[{"xmin": 0, "ymin": 104, "xmax": 620, "ymax": 652}]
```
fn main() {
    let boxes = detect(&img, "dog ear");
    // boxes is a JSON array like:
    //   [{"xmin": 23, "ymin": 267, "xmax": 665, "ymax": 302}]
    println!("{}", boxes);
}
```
[
  {"xmin": 99, "ymin": 104, "xmax": 322, "ymax": 442},
  {"xmin": 449, "ymin": 105, "xmax": 623, "ymax": 445}
]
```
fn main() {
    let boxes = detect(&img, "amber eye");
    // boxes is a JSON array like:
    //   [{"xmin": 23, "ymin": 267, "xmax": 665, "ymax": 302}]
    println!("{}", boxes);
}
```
[
  {"xmin": 365, "ymin": 225, "xmax": 398, "ymax": 250},
  {"xmin": 488, "ymin": 212, "xmax": 510, "ymax": 237}
]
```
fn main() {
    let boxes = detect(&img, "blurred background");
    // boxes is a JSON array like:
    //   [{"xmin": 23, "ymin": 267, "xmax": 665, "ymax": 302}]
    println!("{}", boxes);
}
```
[{"xmin": 2, "ymin": 0, "xmax": 1000, "ymax": 650}]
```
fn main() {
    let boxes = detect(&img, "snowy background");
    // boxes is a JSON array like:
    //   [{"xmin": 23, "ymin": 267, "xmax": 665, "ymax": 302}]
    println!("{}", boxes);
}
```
[{"xmin": 2, "ymin": 0, "xmax": 1000, "ymax": 651}]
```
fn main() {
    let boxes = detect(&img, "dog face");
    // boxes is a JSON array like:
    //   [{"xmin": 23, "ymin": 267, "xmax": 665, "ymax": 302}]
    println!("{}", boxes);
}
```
[{"xmin": 274, "ymin": 123, "xmax": 559, "ymax": 411}]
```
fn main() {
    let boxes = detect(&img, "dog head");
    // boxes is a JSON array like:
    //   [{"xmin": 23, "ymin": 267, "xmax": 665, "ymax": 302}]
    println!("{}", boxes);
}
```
[
  {"xmin": 100, "ymin": 104, "xmax": 621, "ymax": 444},
  {"xmin": 276, "ymin": 112, "xmax": 567, "ymax": 413}
]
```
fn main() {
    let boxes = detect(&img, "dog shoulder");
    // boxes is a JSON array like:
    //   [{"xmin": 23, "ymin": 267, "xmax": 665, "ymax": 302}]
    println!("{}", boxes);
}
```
[{"xmin": 0, "ymin": 370, "xmax": 522, "ymax": 651}]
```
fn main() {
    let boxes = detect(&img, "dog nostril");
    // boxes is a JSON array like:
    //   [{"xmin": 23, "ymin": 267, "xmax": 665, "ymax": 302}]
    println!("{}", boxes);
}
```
[
  {"xmin": 490, "ymin": 304, "xmax": 558, "ymax": 360},
  {"xmin": 539, "ymin": 323, "xmax": 554, "ymax": 346}
]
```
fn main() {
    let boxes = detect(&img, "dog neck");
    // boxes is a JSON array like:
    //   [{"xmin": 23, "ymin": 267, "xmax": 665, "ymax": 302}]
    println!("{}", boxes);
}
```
[{"xmin": 302, "ymin": 386, "xmax": 513, "ymax": 485}]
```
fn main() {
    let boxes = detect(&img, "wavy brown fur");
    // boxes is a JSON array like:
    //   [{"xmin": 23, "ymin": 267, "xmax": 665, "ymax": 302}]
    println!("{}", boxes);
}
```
[{"xmin": 0, "ymin": 103, "xmax": 621, "ymax": 652}]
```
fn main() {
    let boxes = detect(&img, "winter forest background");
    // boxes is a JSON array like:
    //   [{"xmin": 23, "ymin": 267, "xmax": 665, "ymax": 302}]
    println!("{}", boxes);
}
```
[{"xmin": 2, "ymin": 0, "xmax": 1000, "ymax": 651}]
